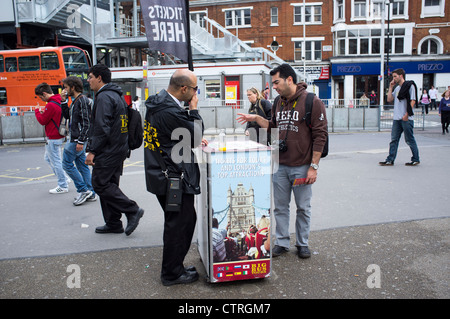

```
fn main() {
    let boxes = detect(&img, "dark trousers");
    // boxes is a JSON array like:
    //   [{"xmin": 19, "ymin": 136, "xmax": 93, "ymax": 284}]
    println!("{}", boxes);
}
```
[
  {"xmin": 92, "ymin": 163, "xmax": 139, "ymax": 229},
  {"xmin": 157, "ymin": 193, "xmax": 197, "ymax": 281}
]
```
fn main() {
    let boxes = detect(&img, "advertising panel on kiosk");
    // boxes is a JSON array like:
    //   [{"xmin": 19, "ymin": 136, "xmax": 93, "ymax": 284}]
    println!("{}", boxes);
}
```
[{"xmin": 196, "ymin": 140, "xmax": 272, "ymax": 283}]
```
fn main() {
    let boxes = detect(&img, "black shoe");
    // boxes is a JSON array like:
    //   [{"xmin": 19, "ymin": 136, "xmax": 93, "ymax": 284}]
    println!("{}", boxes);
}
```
[
  {"xmin": 297, "ymin": 246, "xmax": 311, "ymax": 259},
  {"xmin": 185, "ymin": 266, "xmax": 197, "ymax": 273},
  {"xmin": 379, "ymin": 161, "xmax": 394, "ymax": 166},
  {"xmin": 161, "ymin": 271, "xmax": 199, "ymax": 286},
  {"xmin": 405, "ymin": 161, "xmax": 420, "ymax": 166},
  {"xmin": 272, "ymin": 245, "xmax": 289, "ymax": 257},
  {"xmin": 125, "ymin": 208, "xmax": 144, "ymax": 236},
  {"xmin": 95, "ymin": 225, "xmax": 124, "ymax": 234}
]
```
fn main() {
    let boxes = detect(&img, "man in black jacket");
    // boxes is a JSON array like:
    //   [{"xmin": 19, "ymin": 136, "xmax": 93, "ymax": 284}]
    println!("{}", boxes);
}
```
[
  {"xmin": 86, "ymin": 64, "xmax": 144, "ymax": 235},
  {"xmin": 144, "ymin": 69, "xmax": 204, "ymax": 286},
  {"xmin": 61, "ymin": 76, "xmax": 96, "ymax": 206}
]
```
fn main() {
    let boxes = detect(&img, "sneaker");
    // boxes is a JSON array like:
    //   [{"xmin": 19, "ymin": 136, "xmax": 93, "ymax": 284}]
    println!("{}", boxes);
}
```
[
  {"xmin": 297, "ymin": 246, "xmax": 311, "ymax": 259},
  {"xmin": 405, "ymin": 161, "xmax": 420, "ymax": 166},
  {"xmin": 379, "ymin": 161, "xmax": 394, "ymax": 166},
  {"xmin": 49, "ymin": 186, "xmax": 69, "ymax": 194},
  {"xmin": 86, "ymin": 193, "xmax": 98, "ymax": 202},
  {"xmin": 73, "ymin": 190, "xmax": 93, "ymax": 206},
  {"xmin": 272, "ymin": 245, "xmax": 289, "ymax": 257}
]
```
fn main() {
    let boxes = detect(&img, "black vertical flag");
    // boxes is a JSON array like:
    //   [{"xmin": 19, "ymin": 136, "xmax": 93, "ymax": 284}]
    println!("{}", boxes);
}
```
[{"xmin": 141, "ymin": 0, "xmax": 193, "ymax": 70}]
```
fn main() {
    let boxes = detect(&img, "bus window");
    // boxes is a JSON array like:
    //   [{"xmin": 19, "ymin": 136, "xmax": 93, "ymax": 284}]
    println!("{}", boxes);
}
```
[
  {"xmin": 41, "ymin": 52, "xmax": 60, "ymax": 70},
  {"xmin": 0, "ymin": 55, "xmax": 4, "ymax": 72},
  {"xmin": 5, "ymin": 57, "xmax": 17, "ymax": 72},
  {"xmin": 0, "ymin": 88, "xmax": 6, "ymax": 104},
  {"xmin": 19, "ymin": 56, "xmax": 40, "ymax": 71},
  {"xmin": 62, "ymin": 47, "xmax": 88, "ymax": 70}
]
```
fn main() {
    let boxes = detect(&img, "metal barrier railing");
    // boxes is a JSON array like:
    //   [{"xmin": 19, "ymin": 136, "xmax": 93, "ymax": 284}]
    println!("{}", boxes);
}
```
[{"xmin": 0, "ymin": 106, "xmax": 427, "ymax": 144}]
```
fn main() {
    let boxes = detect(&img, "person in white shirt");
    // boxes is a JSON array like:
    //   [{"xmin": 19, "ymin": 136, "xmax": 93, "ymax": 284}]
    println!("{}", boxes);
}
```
[
  {"xmin": 429, "ymin": 86, "xmax": 438, "ymax": 111},
  {"xmin": 132, "ymin": 96, "xmax": 140, "ymax": 111}
]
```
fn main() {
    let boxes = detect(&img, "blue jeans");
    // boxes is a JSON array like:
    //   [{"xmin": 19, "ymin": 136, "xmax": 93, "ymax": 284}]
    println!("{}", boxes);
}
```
[
  {"xmin": 62, "ymin": 142, "xmax": 94, "ymax": 194},
  {"xmin": 272, "ymin": 164, "xmax": 312, "ymax": 248},
  {"xmin": 45, "ymin": 138, "xmax": 68, "ymax": 188},
  {"xmin": 387, "ymin": 120, "xmax": 420, "ymax": 163}
]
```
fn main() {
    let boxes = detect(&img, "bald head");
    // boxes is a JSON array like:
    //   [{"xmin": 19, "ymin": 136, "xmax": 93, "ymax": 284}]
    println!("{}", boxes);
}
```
[
  {"xmin": 167, "ymin": 69, "xmax": 198, "ymax": 103},
  {"xmin": 169, "ymin": 69, "xmax": 195, "ymax": 88}
]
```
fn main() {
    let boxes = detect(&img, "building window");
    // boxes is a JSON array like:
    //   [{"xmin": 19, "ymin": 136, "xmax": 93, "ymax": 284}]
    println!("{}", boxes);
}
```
[
  {"xmin": 353, "ymin": 0, "xmax": 367, "ymax": 19},
  {"xmin": 292, "ymin": 3, "xmax": 322, "ymax": 24},
  {"xmin": 371, "ymin": 1, "xmax": 382, "ymax": 19},
  {"xmin": 392, "ymin": 0, "xmax": 405, "ymax": 16},
  {"xmin": 421, "ymin": 0, "xmax": 445, "ymax": 17},
  {"xmin": 224, "ymin": 7, "xmax": 252, "ymax": 28},
  {"xmin": 334, "ymin": 27, "xmax": 406, "ymax": 56},
  {"xmin": 294, "ymin": 40, "xmax": 322, "ymax": 61},
  {"xmin": 419, "ymin": 37, "xmax": 442, "ymax": 55},
  {"xmin": 271, "ymin": 7, "xmax": 278, "ymax": 26},
  {"xmin": 190, "ymin": 11, "xmax": 207, "ymax": 29},
  {"xmin": 334, "ymin": 0, "xmax": 345, "ymax": 22}
]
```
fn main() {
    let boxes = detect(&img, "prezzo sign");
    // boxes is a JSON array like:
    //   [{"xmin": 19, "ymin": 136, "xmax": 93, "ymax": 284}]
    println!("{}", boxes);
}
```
[
  {"xmin": 417, "ymin": 63, "xmax": 444, "ymax": 71},
  {"xmin": 332, "ymin": 60, "xmax": 450, "ymax": 76}
]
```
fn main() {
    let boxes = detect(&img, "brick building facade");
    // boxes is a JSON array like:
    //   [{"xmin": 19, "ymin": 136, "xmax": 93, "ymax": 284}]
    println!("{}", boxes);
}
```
[{"xmin": 189, "ymin": 0, "xmax": 450, "ymax": 101}]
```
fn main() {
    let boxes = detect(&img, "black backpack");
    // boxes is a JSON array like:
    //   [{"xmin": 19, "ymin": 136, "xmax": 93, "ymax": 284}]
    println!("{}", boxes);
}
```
[
  {"xmin": 127, "ymin": 106, "xmax": 143, "ymax": 155},
  {"xmin": 304, "ymin": 92, "xmax": 329, "ymax": 158}
]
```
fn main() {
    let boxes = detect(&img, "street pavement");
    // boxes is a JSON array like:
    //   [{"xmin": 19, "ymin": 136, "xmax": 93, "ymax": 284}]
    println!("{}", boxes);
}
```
[{"xmin": 0, "ymin": 113, "xmax": 449, "ymax": 301}]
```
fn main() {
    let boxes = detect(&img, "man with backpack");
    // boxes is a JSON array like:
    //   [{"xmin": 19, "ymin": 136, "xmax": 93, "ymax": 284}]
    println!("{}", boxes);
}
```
[
  {"xmin": 60, "ymin": 76, "xmax": 96, "ymax": 206},
  {"xmin": 34, "ymin": 82, "xmax": 68, "ymax": 194},
  {"xmin": 237, "ymin": 63, "xmax": 328, "ymax": 259},
  {"xmin": 86, "ymin": 64, "xmax": 144, "ymax": 236},
  {"xmin": 379, "ymin": 68, "xmax": 420, "ymax": 166}
]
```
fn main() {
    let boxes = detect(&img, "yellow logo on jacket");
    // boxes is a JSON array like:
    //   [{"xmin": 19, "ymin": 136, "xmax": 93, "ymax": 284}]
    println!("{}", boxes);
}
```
[
  {"xmin": 120, "ymin": 114, "xmax": 128, "ymax": 133},
  {"xmin": 144, "ymin": 120, "xmax": 160, "ymax": 151}
]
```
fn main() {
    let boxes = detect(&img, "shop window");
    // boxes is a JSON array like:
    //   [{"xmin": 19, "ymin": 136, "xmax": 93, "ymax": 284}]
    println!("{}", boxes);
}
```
[{"xmin": 205, "ymin": 79, "xmax": 221, "ymax": 99}]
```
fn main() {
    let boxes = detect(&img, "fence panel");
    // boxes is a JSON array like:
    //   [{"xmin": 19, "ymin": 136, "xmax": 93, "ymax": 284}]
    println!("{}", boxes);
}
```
[{"xmin": 0, "ymin": 103, "xmax": 427, "ymax": 144}]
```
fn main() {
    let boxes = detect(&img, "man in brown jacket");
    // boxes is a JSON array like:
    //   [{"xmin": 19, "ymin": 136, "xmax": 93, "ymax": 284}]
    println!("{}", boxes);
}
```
[{"xmin": 237, "ymin": 63, "xmax": 328, "ymax": 259}]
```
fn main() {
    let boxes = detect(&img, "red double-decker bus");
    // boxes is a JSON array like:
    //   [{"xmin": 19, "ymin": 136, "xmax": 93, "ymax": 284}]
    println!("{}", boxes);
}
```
[{"xmin": 0, "ymin": 46, "xmax": 91, "ymax": 113}]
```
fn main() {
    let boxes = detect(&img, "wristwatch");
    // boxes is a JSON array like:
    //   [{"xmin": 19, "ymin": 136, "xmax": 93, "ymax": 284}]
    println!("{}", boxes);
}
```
[{"xmin": 310, "ymin": 163, "xmax": 319, "ymax": 170}]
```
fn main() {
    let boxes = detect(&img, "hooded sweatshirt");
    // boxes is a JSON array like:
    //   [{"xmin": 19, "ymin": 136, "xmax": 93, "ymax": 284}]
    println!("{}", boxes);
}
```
[
  {"xmin": 144, "ymin": 89, "xmax": 204, "ymax": 195},
  {"xmin": 87, "ymin": 83, "xmax": 129, "ymax": 167},
  {"xmin": 268, "ymin": 83, "xmax": 328, "ymax": 167},
  {"xmin": 34, "ymin": 94, "xmax": 65, "ymax": 140}
]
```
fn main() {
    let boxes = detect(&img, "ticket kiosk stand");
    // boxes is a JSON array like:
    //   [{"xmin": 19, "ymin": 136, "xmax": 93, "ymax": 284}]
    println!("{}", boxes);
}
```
[{"xmin": 196, "ymin": 140, "xmax": 272, "ymax": 283}]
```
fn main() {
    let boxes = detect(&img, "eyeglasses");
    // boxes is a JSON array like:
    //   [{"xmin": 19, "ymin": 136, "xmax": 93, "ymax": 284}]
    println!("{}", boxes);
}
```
[{"xmin": 183, "ymin": 85, "xmax": 198, "ymax": 91}]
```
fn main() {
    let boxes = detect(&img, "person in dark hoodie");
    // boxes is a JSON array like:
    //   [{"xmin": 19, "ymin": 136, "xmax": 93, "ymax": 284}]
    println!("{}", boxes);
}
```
[
  {"xmin": 85, "ymin": 64, "xmax": 144, "ymax": 236},
  {"xmin": 237, "ymin": 63, "xmax": 328, "ymax": 260},
  {"xmin": 379, "ymin": 68, "xmax": 420, "ymax": 166},
  {"xmin": 144, "ymin": 69, "xmax": 204, "ymax": 286}
]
